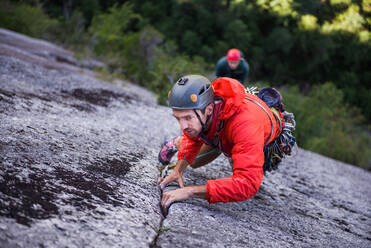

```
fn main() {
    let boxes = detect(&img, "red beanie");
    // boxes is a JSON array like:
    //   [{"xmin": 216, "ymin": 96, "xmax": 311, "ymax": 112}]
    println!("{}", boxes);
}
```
[{"xmin": 227, "ymin": 48, "xmax": 241, "ymax": 61}]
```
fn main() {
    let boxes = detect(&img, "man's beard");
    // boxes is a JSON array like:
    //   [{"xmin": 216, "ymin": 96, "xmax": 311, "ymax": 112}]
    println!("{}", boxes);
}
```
[{"xmin": 184, "ymin": 128, "xmax": 198, "ymax": 137}]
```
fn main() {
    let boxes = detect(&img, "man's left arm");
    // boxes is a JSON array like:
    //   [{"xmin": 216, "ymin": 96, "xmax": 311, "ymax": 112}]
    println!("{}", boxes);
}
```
[
  {"xmin": 241, "ymin": 60, "xmax": 249, "ymax": 83},
  {"xmin": 215, "ymin": 59, "xmax": 224, "ymax": 78}
]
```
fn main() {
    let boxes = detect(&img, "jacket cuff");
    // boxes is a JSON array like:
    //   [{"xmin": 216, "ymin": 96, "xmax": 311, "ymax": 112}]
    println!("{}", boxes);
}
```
[{"xmin": 205, "ymin": 180, "xmax": 213, "ymax": 203}]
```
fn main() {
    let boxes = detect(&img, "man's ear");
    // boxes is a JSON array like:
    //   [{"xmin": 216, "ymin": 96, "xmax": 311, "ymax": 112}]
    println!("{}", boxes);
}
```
[{"xmin": 206, "ymin": 103, "xmax": 214, "ymax": 115}]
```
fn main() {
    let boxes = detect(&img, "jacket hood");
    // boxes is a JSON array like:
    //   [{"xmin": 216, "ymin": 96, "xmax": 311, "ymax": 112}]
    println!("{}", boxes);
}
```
[{"xmin": 212, "ymin": 77, "xmax": 246, "ymax": 120}]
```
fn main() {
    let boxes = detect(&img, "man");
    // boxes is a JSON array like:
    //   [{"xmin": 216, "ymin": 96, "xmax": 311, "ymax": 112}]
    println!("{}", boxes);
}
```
[
  {"xmin": 158, "ymin": 75, "xmax": 281, "ymax": 212},
  {"xmin": 215, "ymin": 48, "xmax": 249, "ymax": 85}
]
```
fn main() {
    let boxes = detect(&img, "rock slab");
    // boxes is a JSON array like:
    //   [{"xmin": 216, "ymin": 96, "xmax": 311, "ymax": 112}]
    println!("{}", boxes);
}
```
[{"xmin": 0, "ymin": 56, "xmax": 178, "ymax": 248}]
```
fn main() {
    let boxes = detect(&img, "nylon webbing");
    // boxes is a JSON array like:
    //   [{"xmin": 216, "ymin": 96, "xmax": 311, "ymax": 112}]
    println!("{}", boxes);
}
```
[
  {"xmin": 199, "ymin": 133, "xmax": 218, "ymax": 149},
  {"xmin": 245, "ymin": 97, "xmax": 274, "ymax": 146},
  {"xmin": 194, "ymin": 110, "xmax": 211, "ymax": 133},
  {"xmin": 195, "ymin": 148, "xmax": 220, "ymax": 160}
]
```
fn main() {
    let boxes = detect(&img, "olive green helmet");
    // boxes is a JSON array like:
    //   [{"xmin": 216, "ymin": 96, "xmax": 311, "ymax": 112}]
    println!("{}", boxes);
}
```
[{"xmin": 168, "ymin": 75, "xmax": 214, "ymax": 109}]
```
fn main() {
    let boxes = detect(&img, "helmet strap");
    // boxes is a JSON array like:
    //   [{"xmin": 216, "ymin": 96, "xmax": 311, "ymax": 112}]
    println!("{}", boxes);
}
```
[{"xmin": 194, "ymin": 109, "xmax": 211, "ymax": 133}]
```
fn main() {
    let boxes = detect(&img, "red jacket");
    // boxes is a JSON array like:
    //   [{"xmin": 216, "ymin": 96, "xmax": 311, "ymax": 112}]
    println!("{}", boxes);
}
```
[{"xmin": 177, "ymin": 77, "xmax": 281, "ymax": 203}]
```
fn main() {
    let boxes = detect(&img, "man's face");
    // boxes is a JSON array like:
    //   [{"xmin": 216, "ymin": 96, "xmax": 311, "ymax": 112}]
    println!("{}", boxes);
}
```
[
  {"xmin": 172, "ymin": 107, "xmax": 211, "ymax": 138},
  {"xmin": 227, "ymin": 60, "xmax": 240, "ymax": 70}
]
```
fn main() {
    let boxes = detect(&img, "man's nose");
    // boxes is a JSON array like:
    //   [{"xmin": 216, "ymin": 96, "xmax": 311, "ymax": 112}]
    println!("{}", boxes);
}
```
[{"xmin": 179, "ymin": 120, "xmax": 189, "ymax": 130}]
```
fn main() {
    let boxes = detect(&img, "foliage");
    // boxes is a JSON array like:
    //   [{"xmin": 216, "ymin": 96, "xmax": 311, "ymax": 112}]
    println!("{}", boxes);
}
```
[
  {"xmin": 322, "ymin": 4, "xmax": 365, "ymax": 33},
  {"xmin": 123, "ymin": 0, "xmax": 370, "ymax": 121},
  {"xmin": 89, "ymin": 3, "xmax": 158, "ymax": 82},
  {"xmin": 149, "ymin": 49, "xmax": 211, "ymax": 105},
  {"xmin": 282, "ymin": 82, "xmax": 370, "ymax": 169},
  {"xmin": 47, "ymin": 10, "xmax": 90, "ymax": 50},
  {"xmin": 89, "ymin": 3, "xmax": 141, "ymax": 55},
  {"xmin": 0, "ymin": 1, "xmax": 58, "ymax": 38}
]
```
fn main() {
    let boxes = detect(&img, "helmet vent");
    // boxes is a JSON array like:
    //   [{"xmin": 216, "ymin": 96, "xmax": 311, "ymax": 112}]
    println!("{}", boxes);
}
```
[
  {"xmin": 199, "ymin": 87, "xmax": 205, "ymax": 95},
  {"xmin": 177, "ymin": 78, "xmax": 188, "ymax": 85},
  {"xmin": 198, "ymin": 84, "xmax": 209, "ymax": 95}
]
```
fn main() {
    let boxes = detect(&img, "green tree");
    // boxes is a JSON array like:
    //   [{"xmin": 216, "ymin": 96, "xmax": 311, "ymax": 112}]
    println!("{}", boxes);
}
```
[
  {"xmin": 283, "ymin": 82, "xmax": 370, "ymax": 168},
  {"xmin": 0, "ymin": 1, "xmax": 58, "ymax": 38},
  {"xmin": 89, "ymin": 3, "xmax": 141, "ymax": 55}
]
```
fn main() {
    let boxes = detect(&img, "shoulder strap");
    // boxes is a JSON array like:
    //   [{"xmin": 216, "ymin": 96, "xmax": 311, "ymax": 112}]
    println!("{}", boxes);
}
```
[
  {"xmin": 198, "ymin": 120, "xmax": 225, "ymax": 150},
  {"xmin": 245, "ymin": 97, "xmax": 275, "ymax": 146}
]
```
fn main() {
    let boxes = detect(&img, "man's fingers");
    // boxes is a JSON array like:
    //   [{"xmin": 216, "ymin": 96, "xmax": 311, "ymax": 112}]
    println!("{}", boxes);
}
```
[
  {"xmin": 159, "ymin": 171, "xmax": 184, "ymax": 190},
  {"xmin": 161, "ymin": 192, "xmax": 170, "ymax": 209},
  {"xmin": 158, "ymin": 177, "xmax": 164, "ymax": 184},
  {"xmin": 161, "ymin": 192, "xmax": 173, "ymax": 210},
  {"xmin": 159, "ymin": 176, "xmax": 171, "ymax": 190},
  {"xmin": 178, "ymin": 177, "xmax": 184, "ymax": 188}
]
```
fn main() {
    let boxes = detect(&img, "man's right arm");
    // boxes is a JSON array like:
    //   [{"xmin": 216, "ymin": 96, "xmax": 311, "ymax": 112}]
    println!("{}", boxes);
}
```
[
  {"xmin": 242, "ymin": 60, "xmax": 249, "ymax": 82},
  {"xmin": 159, "ymin": 133, "xmax": 202, "ymax": 189},
  {"xmin": 215, "ymin": 58, "xmax": 226, "ymax": 78},
  {"xmin": 158, "ymin": 159, "xmax": 189, "ymax": 189}
]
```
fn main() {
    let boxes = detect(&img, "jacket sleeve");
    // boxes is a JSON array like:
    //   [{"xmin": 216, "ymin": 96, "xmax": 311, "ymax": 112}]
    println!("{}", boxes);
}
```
[
  {"xmin": 235, "ymin": 59, "xmax": 249, "ymax": 84},
  {"xmin": 206, "ymin": 117, "xmax": 264, "ymax": 203},
  {"xmin": 242, "ymin": 60, "xmax": 249, "ymax": 82},
  {"xmin": 177, "ymin": 132, "xmax": 203, "ymax": 164}
]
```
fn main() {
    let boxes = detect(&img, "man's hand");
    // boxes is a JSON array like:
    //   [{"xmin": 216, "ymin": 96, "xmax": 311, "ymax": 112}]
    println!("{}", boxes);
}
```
[
  {"xmin": 161, "ymin": 187, "xmax": 192, "ymax": 215},
  {"xmin": 158, "ymin": 159, "xmax": 189, "ymax": 190},
  {"xmin": 160, "ymin": 185, "xmax": 207, "ymax": 215},
  {"xmin": 158, "ymin": 169, "xmax": 184, "ymax": 190}
]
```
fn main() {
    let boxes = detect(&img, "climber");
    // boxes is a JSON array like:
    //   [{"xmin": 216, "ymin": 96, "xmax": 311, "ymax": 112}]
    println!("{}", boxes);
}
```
[
  {"xmin": 158, "ymin": 75, "xmax": 281, "ymax": 213},
  {"xmin": 215, "ymin": 48, "xmax": 249, "ymax": 85}
]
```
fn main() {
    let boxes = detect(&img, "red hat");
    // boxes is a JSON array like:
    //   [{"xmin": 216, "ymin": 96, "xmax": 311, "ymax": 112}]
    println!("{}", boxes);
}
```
[{"xmin": 227, "ymin": 48, "xmax": 241, "ymax": 61}]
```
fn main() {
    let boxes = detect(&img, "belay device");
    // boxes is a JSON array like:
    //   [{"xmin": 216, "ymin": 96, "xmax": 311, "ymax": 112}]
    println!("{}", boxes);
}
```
[{"xmin": 246, "ymin": 86, "xmax": 297, "ymax": 173}]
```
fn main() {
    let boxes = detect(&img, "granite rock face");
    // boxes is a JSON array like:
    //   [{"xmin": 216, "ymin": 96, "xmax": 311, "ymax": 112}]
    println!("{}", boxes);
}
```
[
  {"xmin": 0, "ymin": 28, "xmax": 104, "ymax": 75},
  {"xmin": 0, "ymin": 30, "xmax": 370, "ymax": 248},
  {"xmin": 157, "ymin": 150, "xmax": 371, "ymax": 247},
  {"xmin": 0, "ymin": 56, "xmax": 179, "ymax": 247}
]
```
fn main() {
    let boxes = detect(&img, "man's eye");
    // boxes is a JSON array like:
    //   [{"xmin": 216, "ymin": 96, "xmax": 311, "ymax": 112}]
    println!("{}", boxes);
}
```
[{"xmin": 185, "ymin": 116, "xmax": 192, "ymax": 121}]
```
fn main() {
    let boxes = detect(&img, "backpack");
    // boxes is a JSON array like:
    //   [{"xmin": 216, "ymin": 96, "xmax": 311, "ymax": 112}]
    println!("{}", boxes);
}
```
[{"xmin": 246, "ymin": 86, "xmax": 297, "ymax": 173}]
